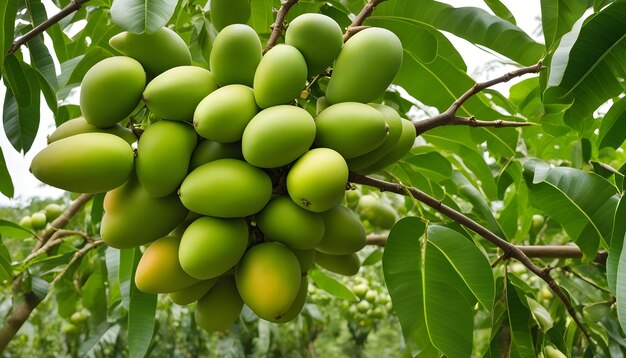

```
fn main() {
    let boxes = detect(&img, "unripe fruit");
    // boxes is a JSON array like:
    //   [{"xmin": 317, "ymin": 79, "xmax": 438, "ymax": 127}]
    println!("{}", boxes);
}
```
[
  {"xmin": 101, "ymin": 174, "xmax": 188, "ymax": 248},
  {"xmin": 242, "ymin": 105, "xmax": 315, "ymax": 168},
  {"xmin": 135, "ymin": 236, "xmax": 200, "ymax": 294},
  {"xmin": 279, "ymin": 277, "xmax": 309, "ymax": 323},
  {"xmin": 62, "ymin": 322, "xmax": 79, "ymax": 335},
  {"xmin": 314, "ymin": 251, "xmax": 360, "ymax": 276},
  {"xmin": 544, "ymin": 346, "xmax": 567, "ymax": 358},
  {"xmin": 45, "ymin": 204, "xmax": 63, "ymax": 223},
  {"xmin": 359, "ymin": 118, "xmax": 416, "ymax": 174},
  {"xmin": 47, "ymin": 117, "xmax": 136, "ymax": 145},
  {"xmin": 352, "ymin": 284, "xmax": 369, "ymax": 299},
  {"xmin": 210, "ymin": 24, "xmax": 261, "ymax": 87},
  {"xmin": 315, "ymin": 102, "xmax": 388, "ymax": 159},
  {"xmin": 365, "ymin": 290, "xmax": 378, "ymax": 303},
  {"xmin": 316, "ymin": 205, "xmax": 366, "ymax": 255},
  {"xmin": 357, "ymin": 195, "xmax": 397, "ymax": 230},
  {"xmin": 285, "ymin": 14, "xmax": 343, "ymax": 75},
  {"xmin": 143, "ymin": 66, "xmax": 217, "ymax": 121},
  {"xmin": 189, "ymin": 140, "xmax": 243, "ymax": 170},
  {"xmin": 356, "ymin": 300, "xmax": 371, "ymax": 313},
  {"xmin": 256, "ymin": 196, "xmax": 325, "ymax": 250},
  {"xmin": 530, "ymin": 214, "xmax": 545, "ymax": 237},
  {"xmin": 253, "ymin": 44, "xmax": 307, "ymax": 109},
  {"xmin": 179, "ymin": 159, "xmax": 272, "ymax": 218},
  {"xmin": 286, "ymin": 148, "xmax": 348, "ymax": 212},
  {"xmin": 30, "ymin": 212, "xmax": 47, "ymax": 230},
  {"xmin": 326, "ymin": 28, "xmax": 402, "ymax": 104},
  {"xmin": 179, "ymin": 217, "xmax": 248, "ymax": 280},
  {"xmin": 136, "ymin": 120, "xmax": 197, "ymax": 197},
  {"xmin": 18, "ymin": 216, "xmax": 32, "ymax": 230},
  {"xmin": 109, "ymin": 27, "xmax": 191, "ymax": 78},
  {"xmin": 70, "ymin": 311, "xmax": 87, "ymax": 324},
  {"xmin": 30, "ymin": 133, "xmax": 134, "ymax": 193},
  {"xmin": 80, "ymin": 56, "xmax": 146, "ymax": 128},
  {"xmin": 194, "ymin": 85, "xmax": 258, "ymax": 143},
  {"xmin": 195, "ymin": 276, "xmax": 243, "ymax": 332},
  {"xmin": 210, "ymin": 0, "xmax": 251, "ymax": 32},
  {"xmin": 291, "ymin": 248, "xmax": 315, "ymax": 274},
  {"xmin": 236, "ymin": 242, "xmax": 301, "ymax": 321},
  {"xmin": 169, "ymin": 279, "xmax": 218, "ymax": 305}
]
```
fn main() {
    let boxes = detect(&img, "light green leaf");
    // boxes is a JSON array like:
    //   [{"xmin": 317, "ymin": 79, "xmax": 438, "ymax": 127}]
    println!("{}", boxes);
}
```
[
  {"xmin": 607, "ymin": 196, "xmax": 626, "ymax": 293},
  {"xmin": 111, "ymin": 0, "xmax": 177, "ymax": 34},
  {"xmin": 82, "ymin": 268, "xmax": 108, "ymax": 324},
  {"xmin": 526, "ymin": 297, "xmax": 554, "ymax": 332},
  {"xmin": 308, "ymin": 268, "xmax": 358, "ymax": 301},
  {"xmin": 0, "ymin": 0, "xmax": 17, "ymax": 74},
  {"xmin": 119, "ymin": 249, "xmax": 134, "ymax": 310},
  {"xmin": 361, "ymin": 249, "xmax": 383, "ymax": 266},
  {"xmin": 0, "ymin": 237, "xmax": 13, "ymax": 280},
  {"xmin": 598, "ymin": 96, "xmax": 626, "ymax": 149},
  {"xmin": 249, "ymin": 0, "xmax": 275, "ymax": 35},
  {"xmin": 366, "ymin": 16, "xmax": 438, "ymax": 64},
  {"xmin": 616, "ymin": 230, "xmax": 626, "ymax": 334},
  {"xmin": 125, "ymin": 248, "xmax": 157, "ymax": 358},
  {"xmin": 402, "ymin": 151, "xmax": 452, "ymax": 183},
  {"xmin": 483, "ymin": 0, "xmax": 516, "ymax": 24},
  {"xmin": 506, "ymin": 282, "xmax": 535, "ymax": 358},
  {"xmin": 0, "ymin": 148, "xmax": 13, "ymax": 198},
  {"xmin": 540, "ymin": 0, "xmax": 591, "ymax": 50},
  {"xmin": 0, "ymin": 219, "xmax": 34, "ymax": 239}
]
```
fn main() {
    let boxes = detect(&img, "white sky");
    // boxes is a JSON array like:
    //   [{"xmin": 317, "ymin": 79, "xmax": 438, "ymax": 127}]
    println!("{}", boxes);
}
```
[{"xmin": 0, "ymin": 0, "xmax": 541, "ymax": 206}]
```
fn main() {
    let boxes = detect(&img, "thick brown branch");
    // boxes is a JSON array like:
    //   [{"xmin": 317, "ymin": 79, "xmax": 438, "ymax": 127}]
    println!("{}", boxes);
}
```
[
  {"xmin": 350, "ymin": 172, "xmax": 591, "ymax": 340},
  {"xmin": 265, "ymin": 0, "xmax": 299, "ymax": 52},
  {"xmin": 9, "ymin": 0, "xmax": 91, "ymax": 54},
  {"xmin": 343, "ymin": 0, "xmax": 388, "ymax": 42}
]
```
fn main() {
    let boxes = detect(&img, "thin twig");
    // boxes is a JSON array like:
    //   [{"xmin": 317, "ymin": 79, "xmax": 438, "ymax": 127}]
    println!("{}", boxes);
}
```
[
  {"xmin": 350, "ymin": 172, "xmax": 591, "ymax": 341},
  {"xmin": 265, "ymin": 0, "xmax": 299, "ymax": 52},
  {"xmin": 49, "ymin": 240, "xmax": 104, "ymax": 288},
  {"xmin": 9, "ymin": 0, "xmax": 91, "ymax": 54},
  {"xmin": 343, "ymin": 0, "xmax": 388, "ymax": 42},
  {"xmin": 22, "ymin": 229, "xmax": 93, "ymax": 264}
]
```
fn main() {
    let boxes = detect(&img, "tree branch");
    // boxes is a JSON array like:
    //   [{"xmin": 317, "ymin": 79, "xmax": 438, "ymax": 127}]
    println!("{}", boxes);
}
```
[
  {"xmin": 350, "ymin": 172, "xmax": 591, "ymax": 340},
  {"xmin": 49, "ymin": 240, "xmax": 104, "ymax": 288},
  {"xmin": 343, "ymin": 0, "xmax": 388, "ymax": 42},
  {"xmin": 9, "ymin": 0, "xmax": 91, "ymax": 54},
  {"xmin": 265, "ymin": 0, "xmax": 299, "ymax": 52},
  {"xmin": 414, "ymin": 62, "xmax": 545, "ymax": 136}
]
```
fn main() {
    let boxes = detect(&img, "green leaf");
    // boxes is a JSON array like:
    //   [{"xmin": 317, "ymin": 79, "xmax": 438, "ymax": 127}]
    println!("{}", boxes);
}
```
[
  {"xmin": 110, "ymin": 0, "xmax": 178, "ymax": 34},
  {"xmin": 540, "ymin": 0, "xmax": 591, "ymax": 50},
  {"xmin": 366, "ymin": 17, "xmax": 438, "ymax": 65},
  {"xmin": 361, "ymin": 249, "xmax": 383, "ymax": 266},
  {"xmin": 91, "ymin": 193, "xmax": 105, "ymax": 226},
  {"xmin": 249, "ymin": 0, "xmax": 275, "ymax": 35},
  {"xmin": 0, "ymin": 237, "xmax": 13, "ymax": 280},
  {"xmin": 607, "ymin": 196, "xmax": 626, "ymax": 293},
  {"xmin": 308, "ymin": 268, "xmax": 358, "ymax": 301},
  {"xmin": 0, "ymin": 0, "xmax": 17, "ymax": 74},
  {"xmin": 0, "ymin": 148, "xmax": 13, "ymax": 198},
  {"xmin": 402, "ymin": 151, "xmax": 452, "ymax": 183},
  {"xmin": 0, "ymin": 219, "xmax": 34, "ymax": 239},
  {"xmin": 526, "ymin": 297, "xmax": 554, "ymax": 332},
  {"xmin": 482, "ymin": 0, "xmax": 516, "ymax": 24},
  {"xmin": 616, "ymin": 230, "xmax": 626, "ymax": 334},
  {"xmin": 82, "ymin": 268, "xmax": 108, "ymax": 324},
  {"xmin": 506, "ymin": 281, "xmax": 535, "ymax": 358},
  {"xmin": 545, "ymin": 1, "xmax": 626, "ymax": 128},
  {"xmin": 598, "ymin": 96, "xmax": 626, "ymax": 149}
]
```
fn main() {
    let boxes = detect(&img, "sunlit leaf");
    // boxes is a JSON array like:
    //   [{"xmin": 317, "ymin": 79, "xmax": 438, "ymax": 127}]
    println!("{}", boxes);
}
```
[
  {"xmin": 0, "ymin": 219, "xmax": 34, "ymax": 239},
  {"xmin": 598, "ymin": 97, "xmax": 626, "ymax": 149},
  {"xmin": 308, "ymin": 268, "xmax": 358, "ymax": 301},
  {"xmin": 540, "ymin": 0, "xmax": 590, "ymax": 50},
  {"xmin": 110, "ymin": 0, "xmax": 178, "ymax": 34}
]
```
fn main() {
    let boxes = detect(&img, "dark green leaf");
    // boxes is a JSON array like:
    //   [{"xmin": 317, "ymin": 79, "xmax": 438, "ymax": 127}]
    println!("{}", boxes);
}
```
[
  {"xmin": 616, "ymin": 229, "xmax": 626, "ymax": 334},
  {"xmin": 0, "ymin": 237, "xmax": 13, "ymax": 280},
  {"xmin": 0, "ymin": 148, "xmax": 13, "ymax": 198},
  {"xmin": 403, "ymin": 151, "xmax": 452, "ymax": 183},
  {"xmin": 91, "ymin": 193, "xmax": 105, "ymax": 226},
  {"xmin": 82, "ymin": 268, "xmax": 108, "ymax": 324},
  {"xmin": 607, "ymin": 196, "xmax": 626, "ymax": 293},
  {"xmin": 0, "ymin": 219, "xmax": 34, "ymax": 239},
  {"xmin": 598, "ymin": 96, "xmax": 626, "ymax": 149},
  {"xmin": 308, "ymin": 268, "xmax": 358, "ymax": 301},
  {"xmin": 506, "ymin": 281, "xmax": 535, "ymax": 358},
  {"xmin": 0, "ymin": 0, "xmax": 17, "ymax": 74},
  {"xmin": 541, "ymin": 0, "xmax": 591, "ymax": 50},
  {"xmin": 110, "ymin": 0, "xmax": 178, "ymax": 34}
]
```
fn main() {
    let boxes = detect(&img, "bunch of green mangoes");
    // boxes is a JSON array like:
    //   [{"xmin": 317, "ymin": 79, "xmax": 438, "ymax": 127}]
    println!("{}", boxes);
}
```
[
  {"xmin": 19, "ymin": 203, "xmax": 63, "ymax": 231},
  {"xmin": 29, "ymin": 6, "xmax": 415, "ymax": 332}
]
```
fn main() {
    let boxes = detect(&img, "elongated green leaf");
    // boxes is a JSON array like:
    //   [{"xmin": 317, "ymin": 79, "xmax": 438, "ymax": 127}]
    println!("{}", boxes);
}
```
[
  {"xmin": 366, "ymin": 17, "xmax": 438, "ymax": 64},
  {"xmin": 616, "ymin": 230, "xmax": 626, "ymax": 334},
  {"xmin": 526, "ymin": 297, "xmax": 554, "ymax": 332},
  {"xmin": 483, "ymin": 0, "xmax": 516, "ymax": 24},
  {"xmin": 82, "ymin": 268, "xmax": 108, "ymax": 324},
  {"xmin": 403, "ymin": 151, "xmax": 452, "ymax": 183},
  {"xmin": 0, "ymin": 148, "xmax": 13, "ymax": 198},
  {"xmin": 249, "ymin": 0, "xmax": 275, "ymax": 35},
  {"xmin": 0, "ymin": 237, "xmax": 13, "ymax": 280},
  {"xmin": 545, "ymin": 1, "xmax": 626, "ymax": 128},
  {"xmin": 506, "ymin": 281, "xmax": 536, "ymax": 358},
  {"xmin": 0, "ymin": 219, "xmax": 34, "ymax": 239},
  {"xmin": 541, "ymin": 0, "xmax": 591, "ymax": 50},
  {"xmin": 0, "ymin": 0, "xmax": 17, "ymax": 74},
  {"xmin": 607, "ymin": 196, "xmax": 626, "ymax": 293},
  {"xmin": 308, "ymin": 268, "xmax": 358, "ymax": 301},
  {"xmin": 110, "ymin": 0, "xmax": 178, "ymax": 34},
  {"xmin": 598, "ymin": 97, "xmax": 626, "ymax": 149}
]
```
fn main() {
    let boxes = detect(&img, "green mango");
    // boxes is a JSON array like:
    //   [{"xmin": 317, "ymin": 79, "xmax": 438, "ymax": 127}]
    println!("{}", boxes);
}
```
[
  {"xmin": 242, "ymin": 105, "xmax": 315, "ymax": 168},
  {"xmin": 136, "ymin": 120, "xmax": 197, "ymax": 197},
  {"xmin": 189, "ymin": 140, "xmax": 243, "ymax": 170},
  {"xmin": 285, "ymin": 13, "xmax": 343, "ymax": 76},
  {"xmin": 109, "ymin": 27, "xmax": 191, "ymax": 78},
  {"xmin": 194, "ymin": 85, "xmax": 258, "ymax": 143},
  {"xmin": 143, "ymin": 66, "xmax": 217, "ymax": 121},
  {"xmin": 179, "ymin": 159, "xmax": 272, "ymax": 217},
  {"xmin": 169, "ymin": 278, "xmax": 218, "ymax": 305},
  {"xmin": 286, "ymin": 148, "xmax": 348, "ymax": 213},
  {"xmin": 210, "ymin": 24, "xmax": 261, "ymax": 87},
  {"xmin": 359, "ymin": 118, "xmax": 416, "ymax": 174},
  {"xmin": 256, "ymin": 196, "xmax": 324, "ymax": 250},
  {"xmin": 179, "ymin": 217, "xmax": 248, "ymax": 280},
  {"xmin": 316, "ymin": 96, "xmax": 328, "ymax": 116},
  {"xmin": 357, "ymin": 195, "xmax": 398, "ymax": 230},
  {"xmin": 135, "ymin": 236, "xmax": 200, "ymax": 294},
  {"xmin": 210, "ymin": 0, "xmax": 251, "ymax": 31},
  {"xmin": 47, "ymin": 117, "xmax": 136, "ymax": 145},
  {"xmin": 253, "ymin": 44, "xmax": 307, "ymax": 109},
  {"xmin": 80, "ymin": 56, "xmax": 146, "ymax": 128},
  {"xmin": 316, "ymin": 205, "xmax": 366, "ymax": 255},
  {"xmin": 195, "ymin": 276, "xmax": 243, "ymax": 332},
  {"xmin": 101, "ymin": 174, "xmax": 188, "ymax": 248},
  {"xmin": 347, "ymin": 104, "xmax": 403, "ymax": 171},
  {"xmin": 276, "ymin": 277, "xmax": 308, "ymax": 323},
  {"xmin": 315, "ymin": 102, "xmax": 387, "ymax": 159},
  {"xmin": 315, "ymin": 251, "xmax": 360, "ymax": 276},
  {"xmin": 31, "ymin": 133, "xmax": 134, "ymax": 193},
  {"xmin": 235, "ymin": 242, "xmax": 301, "ymax": 321},
  {"xmin": 291, "ymin": 248, "xmax": 315, "ymax": 274},
  {"xmin": 326, "ymin": 28, "xmax": 402, "ymax": 104},
  {"xmin": 169, "ymin": 211, "xmax": 202, "ymax": 237}
]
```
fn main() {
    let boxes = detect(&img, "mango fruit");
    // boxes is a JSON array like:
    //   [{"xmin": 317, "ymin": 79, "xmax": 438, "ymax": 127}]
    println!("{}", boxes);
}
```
[
  {"xmin": 80, "ymin": 56, "xmax": 146, "ymax": 128},
  {"xmin": 235, "ymin": 242, "xmax": 301, "ymax": 321},
  {"xmin": 326, "ymin": 28, "xmax": 402, "ymax": 104},
  {"xmin": 357, "ymin": 195, "xmax": 398, "ymax": 230},
  {"xmin": 242, "ymin": 105, "xmax": 315, "ymax": 168},
  {"xmin": 210, "ymin": 0, "xmax": 251, "ymax": 32},
  {"xmin": 47, "ymin": 117, "xmax": 136, "ymax": 145},
  {"xmin": 194, "ymin": 85, "xmax": 258, "ymax": 143},
  {"xmin": 169, "ymin": 278, "xmax": 218, "ymax": 305},
  {"xmin": 189, "ymin": 140, "xmax": 243, "ymax": 170},
  {"xmin": 143, "ymin": 66, "xmax": 217, "ymax": 121},
  {"xmin": 315, "ymin": 251, "xmax": 360, "ymax": 276},
  {"xmin": 315, "ymin": 102, "xmax": 387, "ymax": 159},
  {"xmin": 285, "ymin": 13, "xmax": 343, "ymax": 76},
  {"xmin": 359, "ymin": 118, "xmax": 416, "ymax": 174},
  {"xmin": 210, "ymin": 24, "xmax": 261, "ymax": 87},
  {"xmin": 179, "ymin": 159, "xmax": 272, "ymax": 218},
  {"xmin": 136, "ymin": 120, "xmax": 197, "ymax": 197},
  {"xmin": 292, "ymin": 249, "xmax": 315, "ymax": 274},
  {"xmin": 253, "ymin": 44, "xmax": 307, "ymax": 108},
  {"xmin": 195, "ymin": 276, "xmax": 243, "ymax": 332},
  {"xmin": 316, "ymin": 205, "xmax": 366, "ymax": 255},
  {"xmin": 101, "ymin": 174, "xmax": 188, "ymax": 248},
  {"xmin": 135, "ymin": 236, "xmax": 200, "ymax": 294},
  {"xmin": 30, "ymin": 133, "xmax": 134, "ymax": 193},
  {"xmin": 277, "ymin": 277, "xmax": 308, "ymax": 323},
  {"xmin": 256, "ymin": 196, "xmax": 324, "ymax": 250},
  {"xmin": 178, "ymin": 217, "xmax": 248, "ymax": 280},
  {"xmin": 169, "ymin": 211, "xmax": 202, "ymax": 237},
  {"xmin": 286, "ymin": 148, "xmax": 348, "ymax": 212},
  {"xmin": 109, "ymin": 27, "xmax": 191, "ymax": 78}
]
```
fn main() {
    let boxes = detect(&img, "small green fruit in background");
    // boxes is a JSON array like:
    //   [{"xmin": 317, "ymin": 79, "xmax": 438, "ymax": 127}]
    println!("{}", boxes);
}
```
[
  {"xmin": 19, "ymin": 216, "xmax": 33, "ymax": 230},
  {"xmin": 30, "ymin": 212, "xmax": 47, "ymax": 230},
  {"xmin": 209, "ymin": 0, "xmax": 251, "ymax": 32},
  {"xmin": 44, "ymin": 204, "xmax": 63, "ymax": 221}
]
